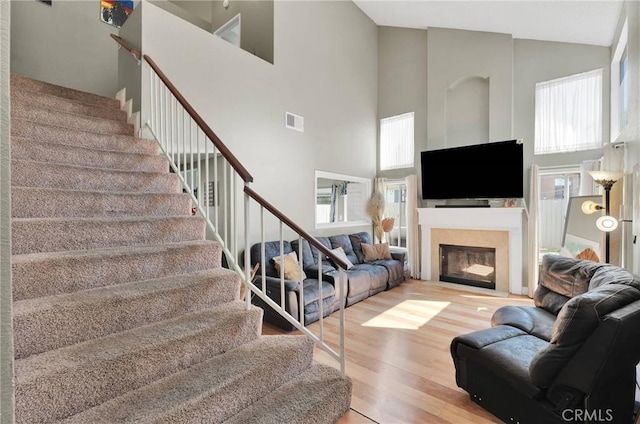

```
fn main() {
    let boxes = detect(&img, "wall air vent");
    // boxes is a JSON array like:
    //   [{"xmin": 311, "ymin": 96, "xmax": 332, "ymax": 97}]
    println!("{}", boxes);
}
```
[{"xmin": 285, "ymin": 112, "xmax": 304, "ymax": 132}]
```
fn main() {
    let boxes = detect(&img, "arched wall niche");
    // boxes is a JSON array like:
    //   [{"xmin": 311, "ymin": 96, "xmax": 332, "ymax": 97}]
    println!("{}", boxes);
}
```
[{"xmin": 445, "ymin": 75, "xmax": 490, "ymax": 148}]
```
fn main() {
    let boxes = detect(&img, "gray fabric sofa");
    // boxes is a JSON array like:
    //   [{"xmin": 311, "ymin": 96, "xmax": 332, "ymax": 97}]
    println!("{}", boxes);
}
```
[
  {"xmin": 249, "ymin": 231, "xmax": 406, "ymax": 330},
  {"xmin": 451, "ymin": 254, "xmax": 640, "ymax": 424}
]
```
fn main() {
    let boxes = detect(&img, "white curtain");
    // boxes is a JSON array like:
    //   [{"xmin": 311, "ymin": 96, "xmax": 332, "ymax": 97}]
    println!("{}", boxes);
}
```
[
  {"xmin": 405, "ymin": 175, "xmax": 420, "ymax": 279},
  {"xmin": 535, "ymin": 68, "xmax": 602, "ymax": 154},
  {"xmin": 527, "ymin": 164, "xmax": 540, "ymax": 298},
  {"xmin": 579, "ymin": 159, "xmax": 602, "ymax": 195}
]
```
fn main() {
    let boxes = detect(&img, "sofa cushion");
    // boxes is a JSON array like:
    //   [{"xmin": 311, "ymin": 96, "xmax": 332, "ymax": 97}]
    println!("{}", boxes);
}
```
[
  {"xmin": 273, "ymin": 251, "xmax": 307, "ymax": 283},
  {"xmin": 330, "ymin": 247, "xmax": 354, "ymax": 270},
  {"xmin": 371, "ymin": 259, "xmax": 404, "ymax": 289},
  {"xmin": 534, "ymin": 255, "xmax": 602, "ymax": 315},
  {"xmin": 491, "ymin": 305, "xmax": 556, "ymax": 342},
  {"xmin": 250, "ymin": 241, "xmax": 292, "ymax": 278},
  {"xmin": 348, "ymin": 232, "xmax": 372, "ymax": 264},
  {"xmin": 362, "ymin": 242, "xmax": 392, "ymax": 261},
  {"xmin": 329, "ymin": 234, "xmax": 359, "ymax": 265},
  {"xmin": 291, "ymin": 238, "xmax": 332, "ymax": 270}
]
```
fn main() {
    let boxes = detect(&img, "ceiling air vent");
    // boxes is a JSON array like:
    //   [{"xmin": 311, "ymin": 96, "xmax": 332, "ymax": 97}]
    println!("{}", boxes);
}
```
[{"xmin": 285, "ymin": 112, "xmax": 304, "ymax": 132}]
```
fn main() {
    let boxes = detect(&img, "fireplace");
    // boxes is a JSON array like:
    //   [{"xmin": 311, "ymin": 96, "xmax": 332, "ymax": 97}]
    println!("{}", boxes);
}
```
[{"xmin": 440, "ymin": 244, "xmax": 496, "ymax": 289}]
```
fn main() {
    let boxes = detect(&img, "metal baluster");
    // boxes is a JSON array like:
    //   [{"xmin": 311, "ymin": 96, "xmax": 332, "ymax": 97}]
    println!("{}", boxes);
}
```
[
  {"xmin": 339, "ymin": 269, "xmax": 346, "ymax": 374},
  {"xmin": 205, "ymin": 135, "xmax": 210, "ymax": 222},
  {"xmin": 231, "ymin": 172, "xmax": 237, "ymax": 261},
  {"xmin": 260, "ymin": 206, "xmax": 266, "ymax": 296},
  {"xmin": 318, "ymin": 250, "xmax": 323, "ymax": 342},
  {"xmin": 244, "ymin": 187, "xmax": 251, "ymax": 309},
  {"xmin": 213, "ymin": 144, "xmax": 219, "ymax": 232}
]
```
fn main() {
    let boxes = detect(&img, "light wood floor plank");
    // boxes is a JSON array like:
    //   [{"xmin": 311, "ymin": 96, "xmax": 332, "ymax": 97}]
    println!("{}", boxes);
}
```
[{"xmin": 262, "ymin": 279, "xmax": 533, "ymax": 423}]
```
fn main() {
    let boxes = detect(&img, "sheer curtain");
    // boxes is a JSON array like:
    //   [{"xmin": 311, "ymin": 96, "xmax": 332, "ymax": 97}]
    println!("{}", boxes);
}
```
[
  {"xmin": 527, "ymin": 164, "xmax": 540, "ymax": 298},
  {"xmin": 405, "ymin": 175, "xmax": 420, "ymax": 278},
  {"xmin": 535, "ymin": 69, "xmax": 602, "ymax": 154}
]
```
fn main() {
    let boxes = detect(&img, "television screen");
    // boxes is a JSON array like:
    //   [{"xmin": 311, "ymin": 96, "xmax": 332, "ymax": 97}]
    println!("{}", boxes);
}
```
[{"xmin": 421, "ymin": 140, "xmax": 523, "ymax": 200}]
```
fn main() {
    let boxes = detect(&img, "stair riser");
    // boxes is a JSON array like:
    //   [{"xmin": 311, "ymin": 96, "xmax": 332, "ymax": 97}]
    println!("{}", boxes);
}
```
[
  {"xmin": 12, "ymin": 217, "xmax": 206, "ymax": 255},
  {"xmin": 12, "ymin": 241, "xmax": 222, "ymax": 300},
  {"xmin": 15, "ymin": 307, "xmax": 263, "ymax": 424},
  {"xmin": 12, "ymin": 160, "xmax": 180, "ymax": 193},
  {"xmin": 11, "ymin": 119, "xmax": 158, "ymax": 155},
  {"xmin": 12, "ymin": 138, "xmax": 169, "ymax": 173},
  {"xmin": 11, "ymin": 91, "xmax": 128, "ymax": 122},
  {"xmin": 14, "ymin": 270, "xmax": 241, "ymax": 358},
  {"xmin": 11, "ymin": 75, "xmax": 121, "ymax": 109},
  {"xmin": 12, "ymin": 104, "xmax": 134, "ymax": 136},
  {"xmin": 11, "ymin": 188, "xmax": 192, "ymax": 219}
]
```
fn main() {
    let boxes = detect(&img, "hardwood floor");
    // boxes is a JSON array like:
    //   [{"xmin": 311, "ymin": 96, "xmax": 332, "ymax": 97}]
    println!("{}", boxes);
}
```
[{"xmin": 262, "ymin": 279, "xmax": 534, "ymax": 424}]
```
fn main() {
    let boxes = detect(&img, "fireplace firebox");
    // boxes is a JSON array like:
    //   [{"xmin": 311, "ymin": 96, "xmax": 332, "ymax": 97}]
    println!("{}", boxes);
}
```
[{"xmin": 439, "ymin": 244, "xmax": 496, "ymax": 289}]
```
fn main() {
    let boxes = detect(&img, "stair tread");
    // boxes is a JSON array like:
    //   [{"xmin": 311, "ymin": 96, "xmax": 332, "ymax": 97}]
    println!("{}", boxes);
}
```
[
  {"xmin": 12, "ymin": 215, "xmax": 199, "ymax": 224},
  {"xmin": 15, "ymin": 268, "xmax": 240, "ymax": 315},
  {"xmin": 61, "ymin": 335, "xmax": 315, "ymax": 423},
  {"xmin": 15, "ymin": 303, "xmax": 264, "ymax": 422},
  {"xmin": 12, "ymin": 102, "xmax": 132, "ymax": 128},
  {"xmin": 11, "ymin": 90, "xmax": 128, "ymax": 122},
  {"xmin": 11, "ymin": 92, "xmax": 127, "ymax": 124},
  {"xmin": 12, "ymin": 136, "xmax": 162, "ymax": 159},
  {"xmin": 11, "ymin": 158, "xmax": 171, "ymax": 178},
  {"xmin": 15, "ymin": 301, "xmax": 261, "ymax": 378},
  {"xmin": 11, "ymin": 186, "xmax": 188, "ymax": 197},
  {"xmin": 12, "ymin": 239, "xmax": 217, "ymax": 263},
  {"xmin": 11, "ymin": 118, "xmax": 159, "ymax": 154},
  {"xmin": 222, "ymin": 363, "xmax": 352, "ymax": 424},
  {"xmin": 13, "ymin": 268, "xmax": 241, "ymax": 357},
  {"xmin": 11, "ymin": 74, "xmax": 121, "ymax": 109}
]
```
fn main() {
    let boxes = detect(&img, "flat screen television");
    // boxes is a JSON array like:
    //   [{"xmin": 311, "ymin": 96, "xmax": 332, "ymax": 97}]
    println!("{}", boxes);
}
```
[{"xmin": 421, "ymin": 139, "xmax": 523, "ymax": 200}]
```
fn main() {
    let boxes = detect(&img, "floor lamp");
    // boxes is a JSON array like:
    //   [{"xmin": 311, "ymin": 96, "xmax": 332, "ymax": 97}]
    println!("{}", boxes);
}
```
[{"xmin": 586, "ymin": 170, "xmax": 624, "ymax": 263}]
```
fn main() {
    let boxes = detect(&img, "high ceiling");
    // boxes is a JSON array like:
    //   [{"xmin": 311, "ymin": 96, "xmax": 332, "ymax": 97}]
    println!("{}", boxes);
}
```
[{"xmin": 353, "ymin": 0, "xmax": 624, "ymax": 47}]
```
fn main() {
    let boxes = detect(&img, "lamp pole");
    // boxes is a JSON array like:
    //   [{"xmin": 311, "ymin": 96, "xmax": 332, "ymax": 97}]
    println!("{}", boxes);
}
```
[{"xmin": 604, "ymin": 184, "xmax": 611, "ymax": 264}]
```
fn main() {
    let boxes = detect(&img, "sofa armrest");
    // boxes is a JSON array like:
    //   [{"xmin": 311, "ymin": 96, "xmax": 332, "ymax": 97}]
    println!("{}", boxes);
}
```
[
  {"xmin": 254, "ymin": 275, "xmax": 300, "ymax": 293},
  {"xmin": 390, "ymin": 249, "xmax": 406, "ymax": 263},
  {"xmin": 303, "ymin": 263, "xmax": 337, "ymax": 279}
]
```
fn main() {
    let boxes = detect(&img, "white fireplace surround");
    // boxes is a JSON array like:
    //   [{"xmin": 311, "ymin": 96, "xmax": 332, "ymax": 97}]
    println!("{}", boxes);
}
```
[{"xmin": 417, "ymin": 208, "xmax": 525, "ymax": 294}]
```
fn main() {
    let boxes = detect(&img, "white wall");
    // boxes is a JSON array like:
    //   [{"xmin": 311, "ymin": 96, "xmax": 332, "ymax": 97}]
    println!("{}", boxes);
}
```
[
  {"xmin": 0, "ymin": 0, "xmax": 14, "ymax": 420},
  {"xmin": 139, "ymin": 1, "xmax": 378, "ymax": 239},
  {"xmin": 10, "ymin": 0, "xmax": 120, "ymax": 97}
]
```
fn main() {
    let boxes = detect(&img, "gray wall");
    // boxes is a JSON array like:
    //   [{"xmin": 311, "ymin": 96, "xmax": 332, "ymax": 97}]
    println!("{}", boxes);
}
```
[
  {"xmin": 377, "ymin": 26, "xmax": 427, "ymax": 195},
  {"xmin": 140, "ymin": 1, "xmax": 377, "ymax": 239},
  {"xmin": 0, "ymin": 0, "xmax": 13, "ymax": 421},
  {"xmin": 11, "ymin": 0, "xmax": 120, "ymax": 97},
  {"xmin": 119, "ymin": 3, "xmax": 143, "ymax": 112}
]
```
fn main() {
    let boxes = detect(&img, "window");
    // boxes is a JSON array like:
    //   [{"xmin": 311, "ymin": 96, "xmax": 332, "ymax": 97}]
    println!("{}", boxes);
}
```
[
  {"xmin": 534, "ymin": 69, "xmax": 603, "ymax": 155},
  {"xmin": 384, "ymin": 181, "xmax": 407, "ymax": 248},
  {"xmin": 618, "ymin": 46, "xmax": 629, "ymax": 131},
  {"xmin": 380, "ymin": 112, "xmax": 414, "ymax": 170}
]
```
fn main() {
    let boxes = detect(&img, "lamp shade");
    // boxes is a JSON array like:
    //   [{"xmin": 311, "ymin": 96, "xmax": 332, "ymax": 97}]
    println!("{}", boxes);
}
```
[
  {"xmin": 596, "ymin": 215, "xmax": 619, "ymax": 232},
  {"xmin": 588, "ymin": 170, "xmax": 624, "ymax": 184}
]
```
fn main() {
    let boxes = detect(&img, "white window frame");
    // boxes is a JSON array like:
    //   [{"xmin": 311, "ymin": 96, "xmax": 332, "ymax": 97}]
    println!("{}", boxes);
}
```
[
  {"xmin": 380, "ymin": 112, "xmax": 414, "ymax": 170},
  {"xmin": 611, "ymin": 19, "xmax": 628, "ymax": 141},
  {"xmin": 534, "ymin": 69, "xmax": 603, "ymax": 155}
]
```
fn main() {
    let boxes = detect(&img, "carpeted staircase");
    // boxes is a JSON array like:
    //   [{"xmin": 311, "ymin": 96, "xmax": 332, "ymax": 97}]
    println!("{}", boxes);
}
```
[{"xmin": 10, "ymin": 74, "xmax": 352, "ymax": 423}]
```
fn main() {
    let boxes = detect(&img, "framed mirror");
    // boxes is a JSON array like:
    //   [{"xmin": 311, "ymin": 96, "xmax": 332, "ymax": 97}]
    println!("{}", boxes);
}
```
[
  {"xmin": 561, "ymin": 195, "xmax": 603, "ymax": 261},
  {"xmin": 315, "ymin": 170, "xmax": 371, "ymax": 229}
]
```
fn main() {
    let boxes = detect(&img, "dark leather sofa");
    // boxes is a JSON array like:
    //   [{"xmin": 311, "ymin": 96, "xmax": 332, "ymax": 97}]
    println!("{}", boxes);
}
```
[
  {"xmin": 451, "ymin": 254, "xmax": 640, "ymax": 424},
  {"xmin": 249, "ymin": 231, "xmax": 406, "ymax": 330}
]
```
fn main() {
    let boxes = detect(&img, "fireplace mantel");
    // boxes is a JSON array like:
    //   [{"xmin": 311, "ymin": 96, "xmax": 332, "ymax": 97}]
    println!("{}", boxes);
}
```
[{"xmin": 417, "ymin": 207, "xmax": 525, "ymax": 294}]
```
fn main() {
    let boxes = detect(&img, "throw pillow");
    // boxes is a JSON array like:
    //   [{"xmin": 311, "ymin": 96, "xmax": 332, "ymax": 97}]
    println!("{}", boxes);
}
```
[
  {"xmin": 330, "ymin": 247, "xmax": 354, "ymax": 270},
  {"xmin": 272, "ymin": 251, "xmax": 307, "ymax": 283},
  {"xmin": 362, "ymin": 242, "xmax": 392, "ymax": 262}
]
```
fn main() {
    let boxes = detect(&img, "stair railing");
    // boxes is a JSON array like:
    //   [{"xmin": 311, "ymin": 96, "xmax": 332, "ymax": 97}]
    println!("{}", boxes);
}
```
[{"xmin": 130, "ymin": 47, "xmax": 347, "ymax": 372}]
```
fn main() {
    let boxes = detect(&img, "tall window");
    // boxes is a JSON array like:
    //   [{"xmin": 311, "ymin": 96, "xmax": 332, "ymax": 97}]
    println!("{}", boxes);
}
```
[
  {"xmin": 534, "ymin": 69, "xmax": 603, "ymax": 155},
  {"xmin": 611, "ymin": 19, "xmax": 628, "ymax": 140},
  {"xmin": 380, "ymin": 112, "xmax": 414, "ymax": 170}
]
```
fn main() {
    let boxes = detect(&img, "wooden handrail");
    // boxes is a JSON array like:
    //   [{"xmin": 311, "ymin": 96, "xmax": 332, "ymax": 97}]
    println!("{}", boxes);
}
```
[
  {"xmin": 143, "ymin": 55, "xmax": 254, "ymax": 183},
  {"xmin": 110, "ymin": 34, "xmax": 141, "ymax": 60},
  {"xmin": 244, "ymin": 186, "xmax": 350, "ymax": 270}
]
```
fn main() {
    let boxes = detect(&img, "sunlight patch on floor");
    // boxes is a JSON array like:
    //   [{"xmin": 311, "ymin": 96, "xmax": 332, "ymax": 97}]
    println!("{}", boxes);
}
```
[{"xmin": 361, "ymin": 300, "xmax": 450, "ymax": 330}]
